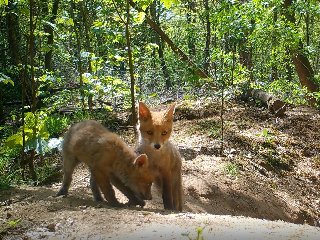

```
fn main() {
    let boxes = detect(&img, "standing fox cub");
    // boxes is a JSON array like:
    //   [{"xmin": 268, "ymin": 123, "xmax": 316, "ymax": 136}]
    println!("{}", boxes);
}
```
[
  {"xmin": 57, "ymin": 120, "xmax": 154, "ymax": 207},
  {"xmin": 137, "ymin": 102, "xmax": 183, "ymax": 211}
]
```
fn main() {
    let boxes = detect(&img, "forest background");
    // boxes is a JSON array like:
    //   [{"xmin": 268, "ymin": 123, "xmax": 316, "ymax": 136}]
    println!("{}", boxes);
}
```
[{"xmin": 0, "ymin": 0, "xmax": 319, "ymax": 187}]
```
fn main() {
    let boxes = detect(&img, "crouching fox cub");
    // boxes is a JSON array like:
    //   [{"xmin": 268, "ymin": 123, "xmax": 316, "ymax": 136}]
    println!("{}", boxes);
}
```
[{"xmin": 57, "ymin": 120, "xmax": 154, "ymax": 207}]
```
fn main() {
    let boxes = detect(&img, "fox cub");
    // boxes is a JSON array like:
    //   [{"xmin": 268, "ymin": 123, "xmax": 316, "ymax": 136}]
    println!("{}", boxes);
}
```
[
  {"xmin": 57, "ymin": 120, "xmax": 154, "ymax": 207},
  {"xmin": 137, "ymin": 102, "xmax": 183, "ymax": 211}
]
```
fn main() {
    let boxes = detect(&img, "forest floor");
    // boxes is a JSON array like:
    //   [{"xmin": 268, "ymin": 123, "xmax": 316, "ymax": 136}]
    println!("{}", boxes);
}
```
[{"xmin": 1, "ymin": 99, "xmax": 320, "ymax": 239}]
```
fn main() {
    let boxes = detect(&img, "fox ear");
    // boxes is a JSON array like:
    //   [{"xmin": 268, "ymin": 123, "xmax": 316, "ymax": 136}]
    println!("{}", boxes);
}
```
[
  {"xmin": 164, "ymin": 103, "xmax": 176, "ymax": 121},
  {"xmin": 134, "ymin": 154, "xmax": 149, "ymax": 168},
  {"xmin": 139, "ymin": 102, "xmax": 151, "ymax": 121}
]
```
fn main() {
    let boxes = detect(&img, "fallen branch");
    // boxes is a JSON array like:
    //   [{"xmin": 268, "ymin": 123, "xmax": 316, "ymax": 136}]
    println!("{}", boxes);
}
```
[{"xmin": 250, "ymin": 89, "xmax": 286, "ymax": 116}]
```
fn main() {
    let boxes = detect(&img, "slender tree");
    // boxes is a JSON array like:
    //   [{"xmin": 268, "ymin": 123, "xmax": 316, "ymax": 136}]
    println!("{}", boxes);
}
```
[
  {"xmin": 283, "ymin": 0, "xmax": 319, "ymax": 104},
  {"xmin": 203, "ymin": 0, "xmax": 211, "ymax": 75},
  {"xmin": 27, "ymin": 0, "xmax": 37, "ymax": 180},
  {"xmin": 150, "ymin": 0, "xmax": 171, "ymax": 89},
  {"xmin": 186, "ymin": 0, "xmax": 196, "ymax": 57},
  {"xmin": 44, "ymin": 0, "xmax": 60, "ymax": 72},
  {"xmin": 125, "ymin": 0, "xmax": 137, "ymax": 125},
  {"xmin": 70, "ymin": 0, "xmax": 85, "ymax": 110}
]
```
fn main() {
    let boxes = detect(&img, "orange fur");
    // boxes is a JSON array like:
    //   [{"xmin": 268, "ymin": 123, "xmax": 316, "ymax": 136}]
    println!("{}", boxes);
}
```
[
  {"xmin": 57, "ymin": 120, "xmax": 154, "ymax": 207},
  {"xmin": 137, "ymin": 102, "xmax": 183, "ymax": 211}
]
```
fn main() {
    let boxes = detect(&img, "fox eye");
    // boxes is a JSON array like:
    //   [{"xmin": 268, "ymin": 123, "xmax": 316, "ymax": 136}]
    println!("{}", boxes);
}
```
[
  {"xmin": 146, "ymin": 130, "xmax": 153, "ymax": 135},
  {"xmin": 161, "ymin": 131, "xmax": 168, "ymax": 136}
]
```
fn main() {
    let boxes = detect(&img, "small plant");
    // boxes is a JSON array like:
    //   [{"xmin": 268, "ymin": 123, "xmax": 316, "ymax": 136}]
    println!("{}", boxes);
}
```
[
  {"xmin": 182, "ymin": 226, "xmax": 205, "ymax": 240},
  {"xmin": 258, "ymin": 128, "xmax": 275, "ymax": 147},
  {"xmin": 35, "ymin": 158, "xmax": 61, "ymax": 185},
  {"xmin": 224, "ymin": 162, "xmax": 239, "ymax": 176},
  {"xmin": 45, "ymin": 115, "xmax": 70, "ymax": 138},
  {"xmin": 313, "ymin": 156, "xmax": 320, "ymax": 167},
  {"xmin": 0, "ymin": 160, "xmax": 11, "ymax": 189},
  {"xmin": 0, "ymin": 218, "xmax": 21, "ymax": 235},
  {"xmin": 5, "ymin": 111, "xmax": 50, "ymax": 154},
  {"xmin": 0, "ymin": 146, "xmax": 22, "ymax": 188},
  {"xmin": 262, "ymin": 149, "xmax": 291, "ymax": 171},
  {"xmin": 196, "ymin": 119, "xmax": 221, "ymax": 138}
]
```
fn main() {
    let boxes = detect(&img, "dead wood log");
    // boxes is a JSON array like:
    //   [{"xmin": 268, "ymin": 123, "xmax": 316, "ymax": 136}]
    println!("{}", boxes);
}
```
[{"xmin": 250, "ymin": 89, "xmax": 286, "ymax": 116}]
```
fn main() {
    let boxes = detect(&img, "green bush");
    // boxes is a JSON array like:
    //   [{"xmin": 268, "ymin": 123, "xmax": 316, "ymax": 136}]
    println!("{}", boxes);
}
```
[
  {"xmin": 0, "ymin": 146, "xmax": 21, "ymax": 189},
  {"xmin": 45, "ymin": 115, "xmax": 70, "ymax": 137}
]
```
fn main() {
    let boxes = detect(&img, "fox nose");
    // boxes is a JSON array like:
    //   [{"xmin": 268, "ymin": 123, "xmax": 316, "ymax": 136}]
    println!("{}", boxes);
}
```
[{"xmin": 154, "ymin": 143, "xmax": 161, "ymax": 149}]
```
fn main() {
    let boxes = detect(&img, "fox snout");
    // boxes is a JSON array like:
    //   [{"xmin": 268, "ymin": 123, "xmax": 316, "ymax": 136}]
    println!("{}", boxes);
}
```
[
  {"xmin": 154, "ymin": 143, "xmax": 161, "ymax": 150},
  {"xmin": 137, "ymin": 192, "xmax": 152, "ymax": 201}
]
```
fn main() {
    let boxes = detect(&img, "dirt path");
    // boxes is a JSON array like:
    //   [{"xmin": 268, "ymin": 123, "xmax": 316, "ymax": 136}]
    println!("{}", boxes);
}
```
[
  {"xmin": 1, "ymin": 182, "xmax": 319, "ymax": 240},
  {"xmin": 1, "ymin": 101, "xmax": 319, "ymax": 239}
]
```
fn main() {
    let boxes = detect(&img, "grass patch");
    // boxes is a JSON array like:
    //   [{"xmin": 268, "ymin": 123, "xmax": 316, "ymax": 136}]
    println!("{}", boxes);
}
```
[
  {"xmin": 195, "ymin": 119, "xmax": 221, "ymax": 138},
  {"xmin": 313, "ymin": 156, "xmax": 320, "ymax": 168},
  {"xmin": 224, "ymin": 162, "xmax": 239, "ymax": 176},
  {"xmin": 262, "ymin": 149, "xmax": 292, "ymax": 171},
  {"xmin": 35, "ymin": 157, "xmax": 61, "ymax": 185},
  {"xmin": 0, "ymin": 218, "xmax": 21, "ymax": 236}
]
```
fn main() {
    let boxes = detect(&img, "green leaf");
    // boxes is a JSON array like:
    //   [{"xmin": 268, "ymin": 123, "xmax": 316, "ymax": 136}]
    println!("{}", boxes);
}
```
[
  {"xmin": 57, "ymin": 17, "xmax": 74, "ymax": 26},
  {"xmin": 5, "ymin": 134, "xmax": 23, "ymax": 147},
  {"xmin": 114, "ymin": 55, "xmax": 125, "ymax": 62},
  {"xmin": 8, "ymin": 218, "xmax": 21, "ymax": 228},
  {"xmin": 134, "ymin": 0, "xmax": 153, "ymax": 11},
  {"xmin": 135, "ymin": 12, "xmax": 145, "ymax": 24},
  {"xmin": 262, "ymin": 128, "xmax": 269, "ymax": 137},
  {"xmin": 160, "ymin": 0, "xmax": 179, "ymax": 9},
  {"xmin": 0, "ymin": 0, "xmax": 8, "ymax": 6},
  {"xmin": 0, "ymin": 73, "xmax": 14, "ymax": 86}
]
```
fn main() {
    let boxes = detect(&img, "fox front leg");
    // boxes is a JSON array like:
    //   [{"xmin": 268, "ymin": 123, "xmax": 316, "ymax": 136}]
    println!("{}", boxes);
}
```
[
  {"xmin": 89, "ymin": 173, "xmax": 104, "ymax": 202},
  {"xmin": 161, "ymin": 174, "xmax": 174, "ymax": 210},
  {"xmin": 93, "ymin": 171, "xmax": 123, "ymax": 207},
  {"xmin": 110, "ymin": 174, "xmax": 145, "ymax": 207}
]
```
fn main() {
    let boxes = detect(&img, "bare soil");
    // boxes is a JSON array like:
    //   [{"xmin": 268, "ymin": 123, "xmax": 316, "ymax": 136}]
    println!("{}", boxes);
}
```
[{"xmin": 1, "ymin": 100, "xmax": 319, "ymax": 239}]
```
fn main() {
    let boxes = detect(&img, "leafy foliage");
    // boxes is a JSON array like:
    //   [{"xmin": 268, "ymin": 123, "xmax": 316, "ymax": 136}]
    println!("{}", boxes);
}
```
[{"xmin": 0, "ymin": 0, "xmax": 319, "ymax": 184}]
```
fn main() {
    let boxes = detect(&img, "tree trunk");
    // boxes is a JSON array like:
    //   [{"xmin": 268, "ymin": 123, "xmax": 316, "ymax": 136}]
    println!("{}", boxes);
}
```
[
  {"xmin": 128, "ymin": 0, "xmax": 207, "ymax": 79},
  {"xmin": 28, "ymin": 0, "xmax": 37, "ymax": 181},
  {"xmin": 80, "ymin": 0, "xmax": 94, "ymax": 110},
  {"xmin": 186, "ymin": 0, "xmax": 196, "ymax": 57},
  {"xmin": 270, "ymin": 7, "xmax": 278, "ymax": 81},
  {"xmin": 239, "ymin": 47, "xmax": 253, "ymax": 80},
  {"xmin": 6, "ymin": 1, "xmax": 21, "ymax": 65},
  {"xmin": 292, "ymin": 53, "xmax": 319, "ymax": 93},
  {"xmin": 150, "ymin": 0, "xmax": 171, "ymax": 89},
  {"xmin": 70, "ymin": 0, "xmax": 85, "ymax": 110},
  {"xmin": 80, "ymin": 0, "xmax": 93, "ymax": 73},
  {"xmin": 125, "ymin": 0, "xmax": 137, "ymax": 126},
  {"xmin": 283, "ymin": 0, "xmax": 319, "ymax": 105},
  {"xmin": 203, "ymin": 0, "xmax": 211, "ymax": 75},
  {"xmin": 44, "ymin": 0, "xmax": 60, "ymax": 71},
  {"xmin": 4, "ymin": 1, "xmax": 22, "ymax": 123}
]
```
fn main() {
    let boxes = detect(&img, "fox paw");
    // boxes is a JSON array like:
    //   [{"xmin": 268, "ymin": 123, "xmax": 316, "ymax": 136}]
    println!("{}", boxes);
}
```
[
  {"xmin": 56, "ymin": 188, "xmax": 68, "ymax": 197},
  {"xmin": 108, "ymin": 201, "xmax": 125, "ymax": 208},
  {"xmin": 127, "ymin": 199, "xmax": 145, "ymax": 208}
]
